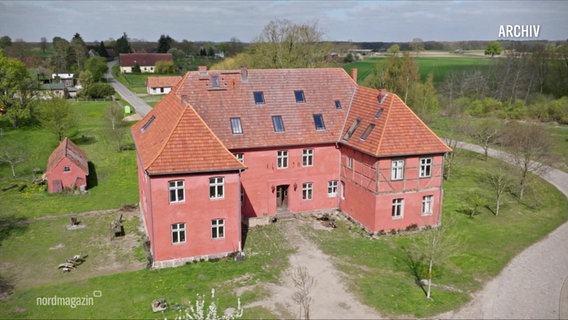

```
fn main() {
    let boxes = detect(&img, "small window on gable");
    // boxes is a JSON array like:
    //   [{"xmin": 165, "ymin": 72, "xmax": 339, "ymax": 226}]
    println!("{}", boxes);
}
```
[
  {"xmin": 63, "ymin": 166, "xmax": 71, "ymax": 172},
  {"xmin": 294, "ymin": 90, "xmax": 305, "ymax": 103},
  {"xmin": 140, "ymin": 115, "xmax": 155, "ymax": 133},
  {"xmin": 360, "ymin": 124, "xmax": 375, "ymax": 141},
  {"xmin": 335, "ymin": 100, "xmax": 342, "ymax": 109},
  {"xmin": 313, "ymin": 114, "xmax": 326, "ymax": 130},
  {"xmin": 374, "ymin": 108, "xmax": 384, "ymax": 119},
  {"xmin": 253, "ymin": 91, "xmax": 265, "ymax": 104},
  {"xmin": 211, "ymin": 76, "xmax": 219, "ymax": 88},
  {"xmin": 272, "ymin": 115, "xmax": 285, "ymax": 132},
  {"xmin": 230, "ymin": 117, "xmax": 243, "ymax": 135},
  {"xmin": 343, "ymin": 119, "xmax": 361, "ymax": 141}
]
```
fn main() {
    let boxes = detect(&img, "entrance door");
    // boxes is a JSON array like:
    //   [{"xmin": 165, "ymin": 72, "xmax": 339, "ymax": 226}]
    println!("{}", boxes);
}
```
[{"xmin": 276, "ymin": 185, "xmax": 289, "ymax": 211}]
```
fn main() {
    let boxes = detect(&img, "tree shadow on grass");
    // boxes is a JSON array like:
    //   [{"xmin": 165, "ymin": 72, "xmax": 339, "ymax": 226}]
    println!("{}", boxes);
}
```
[
  {"xmin": 87, "ymin": 161, "xmax": 98, "ymax": 189},
  {"xmin": 0, "ymin": 215, "xmax": 29, "ymax": 247},
  {"xmin": 402, "ymin": 247, "xmax": 428, "ymax": 297},
  {"xmin": 73, "ymin": 135, "xmax": 97, "ymax": 145}
]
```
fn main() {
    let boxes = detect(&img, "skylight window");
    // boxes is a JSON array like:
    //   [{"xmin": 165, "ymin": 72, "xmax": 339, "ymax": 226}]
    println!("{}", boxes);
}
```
[
  {"xmin": 294, "ymin": 90, "xmax": 305, "ymax": 103},
  {"xmin": 272, "ymin": 115, "xmax": 285, "ymax": 132},
  {"xmin": 343, "ymin": 119, "xmax": 361, "ymax": 141},
  {"xmin": 140, "ymin": 115, "xmax": 155, "ymax": 133},
  {"xmin": 211, "ymin": 76, "xmax": 219, "ymax": 88},
  {"xmin": 230, "ymin": 117, "xmax": 243, "ymax": 134},
  {"xmin": 374, "ymin": 108, "xmax": 384, "ymax": 119},
  {"xmin": 335, "ymin": 100, "xmax": 342, "ymax": 109},
  {"xmin": 313, "ymin": 114, "xmax": 326, "ymax": 130},
  {"xmin": 360, "ymin": 124, "xmax": 375, "ymax": 141},
  {"xmin": 253, "ymin": 91, "xmax": 265, "ymax": 104}
]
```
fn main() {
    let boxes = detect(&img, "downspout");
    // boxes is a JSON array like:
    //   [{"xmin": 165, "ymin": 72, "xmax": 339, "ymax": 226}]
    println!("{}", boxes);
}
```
[
  {"xmin": 437, "ymin": 154, "xmax": 446, "ymax": 227},
  {"xmin": 146, "ymin": 170, "xmax": 155, "ymax": 263},
  {"xmin": 237, "ymin": 169, "xmax": 243, "ymax": 252},
  {"xmin": 335, "ymin": 142, "xmax": 342, "ymax": 210}
]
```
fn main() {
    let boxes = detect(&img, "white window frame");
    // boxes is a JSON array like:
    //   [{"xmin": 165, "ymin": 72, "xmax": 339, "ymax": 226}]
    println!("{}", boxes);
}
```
[
  {"xmin": 277, "ymin": 150, "xmax": 288, "ymax": 169},
  {"xmin": 211, "ymin": 219, "xmax": 225, "ymax": 239},
  {"xmin": 302, "ymin": 149, "xmax": 313, "ymax": 167},
  {"xmin": 419, "ymin": 157, "xmax": 433, "ymax": 178},
  {"xmin": 209, "ymin": 177, "xmax": 224, "ymax": 199},
  {"xmin": 171, "ymin": 223, "xmax": 186, "ymax": 244},
  {"xmin": 391, "ymin": 160, "xmax": 404, "ymax": 180},
  {"xmin": 346, "ymin": 156, "xmax": 353, "ymax": 169},
  {"xmin": 234, "ymin": 153, "xmax": 244, "ymax": 163},
  {"xmin": 302, "ymin": 182, "xmax": 313, "ymax": 200},
  {"xmin": 392, "ymin": 198, "xmax": 404, "ymax": 219},
  {"xmin": 327, "ymin": 180, "xmax": 338, "ymax": 197},
  {"xmin": 422, "ymin": 195, "xmax": 434, "ymax": 216},
  {"xmin": 169, "ymin": 180, "xmax": 185, "ymax": 203}
]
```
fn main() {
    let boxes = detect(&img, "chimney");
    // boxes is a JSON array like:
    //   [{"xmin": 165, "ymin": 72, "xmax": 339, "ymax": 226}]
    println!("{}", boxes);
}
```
[
  {"xmin": 350, "ymin": 68, "xmax": 358, "ymax": 82},
  {"xmin": 378, "ymin": 89, "xmax": 388, "ymax": 104},
  {"xmin": 198, "ymin": 66, "xmax": 207, "ymax": 74},
  {"xmin": 240, "ymin": 66, "xmax": 248, "ymax": 82}
]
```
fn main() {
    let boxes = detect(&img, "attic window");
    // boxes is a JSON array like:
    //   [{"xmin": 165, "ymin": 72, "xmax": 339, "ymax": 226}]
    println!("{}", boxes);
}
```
[
  {"xmin": 230, "ymin": 117, "xmax": 243, "ymax": 135},
  {"xmin": 211, "ymin": 76, "xmax": 220, "ymax": 88},
  {"xmin": 335, "ymin": 100, "xmax": 342, "ymax": 109},
  {"xmin": 140, "ymin": 115, "xmax": 155, "ymax": 133},
  {"xmin": 343, "ymin": 118, "xmax": 361, "ymax": 141},
  {"xmin": 374, "ymin": 108, "xmax": 384, "ymax": 119},
  {"xmin": 313, "ymin": 114, "xmax": 326, "ymax": 130},
  {"xmin": 294, "ymin": 90, "xmax": 305, "ymax": 103},
  {"xmin": 272, "ymin": 115, "xmax": 285, "ymax": 132},
  {"xmin": 253, "ymin": 91, "xmax": 265, "ymax": 104},
  {"xmin": 360, "ymin": 124, "xmax": 375, "ymax": 141}
]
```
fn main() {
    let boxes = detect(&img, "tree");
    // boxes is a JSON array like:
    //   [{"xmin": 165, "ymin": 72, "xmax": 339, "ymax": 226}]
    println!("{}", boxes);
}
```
[
  {"xmin": 36, "ymin": 98, "xmax": 78, "ymax": 142},
  {"xmin": 157, "ymin": 34, "xmax": 173, "ymax": 53},
  {"xmin": 78, "ymin": 70, "xmax": 94, "ymax": 89},
  {"xmin": 219, "ymin": 37, "xmax": 244, "ymax": 57},
  {"xmin": 467, "ymin": 118, "xmax": 504, "ymax": 161},
  {"xmin": 84, "ymin": 56, "xmax": 108, "ymax": 81},
  {"xmin": 80, "ymin": 83, "xmax": 115, "ymax": 99},
  {"xmin": 0, "ymin": 53, "xmax": 36, "ymax": 128},
  {"xmin": 410, "ymin": 37, "xmax": 424, "ymax": 55},
  {"xmin": 52, "ymin": 36, "xmax": 71, "ymax": 72},
  {"xmin": 249, "ymin": 19, "xmax": 332, "ymax": 68},
  {"xmin": 485, "ymin": 41, "xmax": 502, "ymax": 57},
  {"xmin": 70, "ymin": 33, "xmax": 88, "ymax": 72},
  {"xmin": 96, "ymin": 41, "xmax": 109, "ymax": 58},
  {"xmin": 0, "ymin": 139, "xmax": 28, "ymax": 178},
  {"xmin": 40, "ymin": 37, "xmax": 47, "ymax": 53},
  {"xmin": 0, "ymin": 35, "xmax": 12, "ymax": 49},
  {"xmin": 386, "ymin": 44, "xmax": 400, "ymax": 56},
  {"xmin": 155, "ymin": 60, "xmax": 175, "ymax": 74},
  {"xmin": 501, "ymin": 122, "xmax": 552, "ymax": 200},
  {"xmin": 487, "ymin": 166, "xmax": 512, "ymax": 216},
  {"xmin": 406, "ymin": 73, "xmax": 439, "ymax": 122},
  {"xmin": 368, "ymin": 52, "xmax": 419, "ymax": 103},
  {"xmin": 115, "ymin": 32, "xmax": 131, "ymax": 54},
  {"xmin": 104, "ymin": 102, "xmax": 128, "ymax": 152}
]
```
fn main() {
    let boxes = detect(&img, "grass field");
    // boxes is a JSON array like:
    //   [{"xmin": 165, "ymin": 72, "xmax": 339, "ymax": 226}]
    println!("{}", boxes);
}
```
[
  {"xmin": 344, "ymin": 56, "xmax": 492, "ymax": 86},
  {"xmin": 0, "ymin": 101, "xmax": 139, "ymax": 218}
]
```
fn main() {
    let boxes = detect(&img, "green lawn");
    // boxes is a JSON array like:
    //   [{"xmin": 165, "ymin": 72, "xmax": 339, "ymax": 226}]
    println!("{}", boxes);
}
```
[{"xmin": 0, "ymin": 101, "xmax": 139, "ymax": 218}]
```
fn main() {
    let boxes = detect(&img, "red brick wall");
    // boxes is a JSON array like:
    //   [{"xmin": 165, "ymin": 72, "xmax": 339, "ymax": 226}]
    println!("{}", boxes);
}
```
[{"xmin": 46, "ymin": 158, "xmax": 87, "ymax": 193}]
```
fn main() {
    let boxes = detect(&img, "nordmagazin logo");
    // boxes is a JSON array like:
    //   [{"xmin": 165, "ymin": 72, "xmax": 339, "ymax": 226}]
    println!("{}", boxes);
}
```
[{"xmin": 498, "ymin": 25, "xmax": 541, "ymax": 38}]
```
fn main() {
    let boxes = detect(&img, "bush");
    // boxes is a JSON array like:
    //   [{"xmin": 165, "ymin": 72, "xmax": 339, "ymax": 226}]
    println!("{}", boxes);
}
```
[{"xmin": 80, "ymin": 83, "xmax": 116, "ymax": 99}]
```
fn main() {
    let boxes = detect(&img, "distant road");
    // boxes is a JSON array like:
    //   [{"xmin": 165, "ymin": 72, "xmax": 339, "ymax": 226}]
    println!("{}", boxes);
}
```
[{"xmin": 105, "ymin": 60, "xmax": 152, "ymax": 117}]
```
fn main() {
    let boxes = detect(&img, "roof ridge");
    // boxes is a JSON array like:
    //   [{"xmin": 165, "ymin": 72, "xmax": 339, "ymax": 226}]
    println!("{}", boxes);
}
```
[{"xmin": 375, "ymin": 92, "xmax": 394, "ymax": 155}]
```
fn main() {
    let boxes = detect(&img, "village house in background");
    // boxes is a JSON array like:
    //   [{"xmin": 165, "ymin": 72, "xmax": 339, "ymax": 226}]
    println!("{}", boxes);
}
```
[
  {"xmin": 119, "ymin": 53, "xmax": 173, "ymax": 73},
  {"xmin": 146, "ymin": 76, "xmax": 182, "ymax": 95},
  {"xmin": 46, "ymin": 137, "xmax": 89, "ymax": 193},
  {"xmin": 131, "ymin": 67, "xmax": 452, "ymax": 268}
]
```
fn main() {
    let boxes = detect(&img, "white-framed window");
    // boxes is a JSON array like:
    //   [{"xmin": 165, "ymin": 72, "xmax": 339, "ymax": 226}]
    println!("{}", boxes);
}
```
[
  {"xmin": 422, "ymin": 195, "xmax": 434, "ymax": 215},
  {"xmin": 171, "ymin": 223, "xmax": 186, "ymax": 244},
  {"xmin": 391, "ymin": 160, "xmax": 404, "ymax": 180},
  {"xmin": 346, "ymin": 156, "xmax": 353, "ymax": 169},
  {"xmin": 63, "ymin": 166, "xmax": 71, "ymax": 172},
  {"xmin": 169, "ymin": 180, "xmax": 185, "ymax": 203},
  {"xmin": 277, "ymin": 150, "xmax": 288, "ymax": 169},
  {"xmin": 211, "ymin": 219, "xmax": 225, "ymax": 239},
  {"xmin": 302, "ymin": 182, "xmax": 313, "ymax": 200},
  {"xmin": 392, "ymin": 198, "xmax": 404, "ymax": 219},
  {"xmin": 420, "ymin": 157, "xmax": 433, "ymax": 178},
  {"xmin": 302, "ymin": 149, "xmax": 313, "ymax": 167},
  {"xmin": 234, "ymin": 153, "xmax": 244, "ymax": 163},
  {"xmin": 209, "ymin": 177, "xmax": 224, "ymax": 199},
  {"xmin": 328, "ymin": 180, "xmax": 338, "ymax": 197}
]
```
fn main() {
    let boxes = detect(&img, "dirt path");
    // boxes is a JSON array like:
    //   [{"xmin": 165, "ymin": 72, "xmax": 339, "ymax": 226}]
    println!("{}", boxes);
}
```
[{"xmin": 246, "ymin": 216, "xmax": 381, "ymax": 319}]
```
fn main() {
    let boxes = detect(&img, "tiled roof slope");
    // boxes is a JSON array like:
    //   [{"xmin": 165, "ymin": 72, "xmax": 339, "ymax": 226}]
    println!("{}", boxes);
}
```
[
  {"xmin": 342, "ymin": 87, "xmax": 452, "ymax": 157},
  {"xmin": 131, "ymin": 90, "xmax": 246, "ymax": 175},
  {"xmin": 47, "ymin": 137, "xmax": 89, "ymax": 174},
  {"xmin": 119, "ymin": 53, "xmax": 173, "ymax": 67},
  {"xmin": 147, "ymin": 76, "xmax": 182, "ymax": 88},
  {"xmin": 174, "ymin": 68, "xmax": 358, "ymax": 149}
]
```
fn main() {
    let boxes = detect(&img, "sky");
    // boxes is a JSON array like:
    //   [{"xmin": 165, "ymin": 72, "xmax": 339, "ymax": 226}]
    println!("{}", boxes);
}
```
[{"xmin": 1, "ymin": 0, "xmax": 567, "ymax": 43}]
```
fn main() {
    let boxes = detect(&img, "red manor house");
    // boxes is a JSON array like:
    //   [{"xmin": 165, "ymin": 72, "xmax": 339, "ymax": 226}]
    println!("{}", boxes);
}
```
[{"xmin": 131, "ymin": 67, "xmax": 451, "ymax": 268}]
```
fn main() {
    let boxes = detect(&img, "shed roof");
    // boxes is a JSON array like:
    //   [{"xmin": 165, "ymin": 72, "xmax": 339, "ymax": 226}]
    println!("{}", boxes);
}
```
[{"xmin": 47, "ymin": 137, "xmax": 89, "ymax": 174}]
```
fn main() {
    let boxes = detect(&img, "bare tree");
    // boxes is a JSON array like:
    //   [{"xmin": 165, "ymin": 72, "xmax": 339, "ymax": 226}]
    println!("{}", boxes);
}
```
[
  {"xmin": 467, "ymin": 118, "xmax": 504, "ymax": 161},
  {"xmin": 487, "ymin": 166, "xmax": 512, "ymax": 216},
  {"xmin": 104, "ymin": 102, "xmax": 127, "ymax": 152},
  {"xmin": 410, "ymin": 37, "xmax": 424, "ymax": 56},
  {"xmin": 0, "ymin": 139, "xmax": 28, "ymax": 178},
  {"xmin": 501, "ymin": 122, "xmax": 553, "ymax": 200},
  {"xmin": 291, "ymin": 266, "xmax": 316, "ymax": 320}
]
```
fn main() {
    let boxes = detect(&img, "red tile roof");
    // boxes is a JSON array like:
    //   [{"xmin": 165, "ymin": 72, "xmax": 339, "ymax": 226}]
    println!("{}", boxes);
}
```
[
  {"xmin": 147, "ymin": 76, "xmax": 182, "ymax": 88},
  {"xmin": 132, "ymin": 68, "xmax": 450, "ymax": 175},
  {"xmin": 119, "ymin": 53, "xmax": 173, "ymax": 67},
  {"xmin": 131, "ymin": 90, "xmax": 246, "ymax": 175},
  {"xmin": 47, "ymin": 137, "xmax": 89, "ymax": 174}
]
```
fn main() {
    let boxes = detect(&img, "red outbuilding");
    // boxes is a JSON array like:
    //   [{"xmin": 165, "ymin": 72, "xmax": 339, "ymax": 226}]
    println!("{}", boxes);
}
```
[
  {"xmin": 46, "ymin": 137, "xmax": 89, "ymax": 193},
  {"xmin": 132, "ymin": 67, "xmax": 452, "ymax": 268}
]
